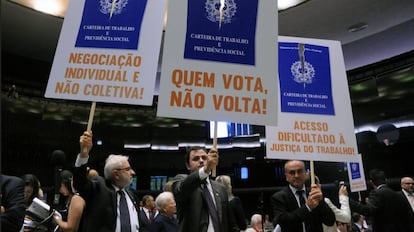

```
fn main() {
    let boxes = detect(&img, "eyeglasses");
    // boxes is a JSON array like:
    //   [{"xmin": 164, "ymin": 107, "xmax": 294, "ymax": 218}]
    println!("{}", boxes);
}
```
[
  {"xmin": 191, "ymin": 155, "xmax": 208, "ymax": 162},
  {"xmin": 116, "ymin": 167, "xmax": 132, "ymax": 172},
  {"xmin": 403, "ymin": 182, "xmax": 414, "ymax": 185}
]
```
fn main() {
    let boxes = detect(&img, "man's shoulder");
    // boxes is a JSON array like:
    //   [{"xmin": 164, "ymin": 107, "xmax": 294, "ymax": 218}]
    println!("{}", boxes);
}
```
[
  {"xmin": 211, "ymin": 179, "xmax": 227, "ymax": 191},
  {"xmin": 0, "ymin": 175, "xmax": 24, "ymax": 188},
  {"xmin": 272, "ymin": 186, "xmax": 290, "ymax": 197},
  {"xmin": 375, "ymin": 185, "xmax": 400, "ymax": 197},
  {"xmin": 397, "ymin": 190, "xmax": 406, "ymax": 196},
  {"xmin": 173, "ymin": 174, "xmax": 189, "ymax": 180},
  {"xmin": 230, "ymin": 195, "xmax": 242, "ymax": 202},
  {"xmin": 211, "ymin": 179, "xmax": 224, "ymax": 186},
  {"xmin": 1, "ymin": 174, "xmax": 22, "ymax": 182},
  {"xmin": 171, "ymin": 174, "xmax": 190, "ymax": 185}
]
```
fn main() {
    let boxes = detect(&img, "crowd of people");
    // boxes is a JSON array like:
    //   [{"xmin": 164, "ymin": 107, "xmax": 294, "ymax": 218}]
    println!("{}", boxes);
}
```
[{"xmin": 1, "ymin": 130, "xmax": 414, "ymax": 232}]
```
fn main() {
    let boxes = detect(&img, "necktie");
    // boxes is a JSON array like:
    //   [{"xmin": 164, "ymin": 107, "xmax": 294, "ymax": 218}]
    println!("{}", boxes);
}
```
[
  {"xmin": 296, "ymin": 190, "xmax": 308, "ymax": 232},
  {"xmin": 202, "ymin": 182, "xmax": 221, "ymax": 232},
  {"xmin": 118, "ymin": 190, "xmax": 131, "ymax": 232},
  {"xmin": 296, "ymin": 190, "xmax": 306, "ymax": 207},
  {"xmin": 149, "ymin": 210, "xmax": 154, "ymax": 222}
]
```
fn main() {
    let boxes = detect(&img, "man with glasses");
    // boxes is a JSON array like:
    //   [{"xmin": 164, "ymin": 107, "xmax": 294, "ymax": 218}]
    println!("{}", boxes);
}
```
[
  {"xmin": 400, "ymin": 176, "xmax": 414, "ymax": 213},
  {"xmin": 73, "ymin": 130, "xmax": 140, "ymax": 232},
  {"xmin": 349, "ymin": 169, "xmax": 414, "ymax": 232},
  {"xmin": 270, "ymin": 160, "xmax": 335, "ymax": 232},
  {"xmin": 171, "ymin": 146, "xmax": 239, "ymax": 232}
]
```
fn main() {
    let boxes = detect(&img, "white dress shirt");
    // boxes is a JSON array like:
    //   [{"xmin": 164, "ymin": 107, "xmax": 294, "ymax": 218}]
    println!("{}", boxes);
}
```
[{"xmin": 114, "ymin": 187, "xmax": 139, "ymax": 232}]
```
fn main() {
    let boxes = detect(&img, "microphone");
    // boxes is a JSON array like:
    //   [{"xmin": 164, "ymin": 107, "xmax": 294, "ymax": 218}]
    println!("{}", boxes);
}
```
[{"xmin": 50, "ymin": 150, "xmax": 66, "ymax": 206}]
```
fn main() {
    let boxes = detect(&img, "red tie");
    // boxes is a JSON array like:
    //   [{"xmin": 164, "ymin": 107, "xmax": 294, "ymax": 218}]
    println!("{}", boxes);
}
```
[{"xmin": 149, "ymin": 210, "xmax": 154, "ymax": 222}]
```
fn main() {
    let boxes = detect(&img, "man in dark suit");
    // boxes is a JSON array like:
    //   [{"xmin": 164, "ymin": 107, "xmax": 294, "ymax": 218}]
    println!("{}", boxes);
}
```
[
  {"xmin": 399, "ymin": 176, "xmax": 414, "ymax": 226},
  {"xmin": 172, "ymin": 146, "xmax": 239, "ymax": 232},
  {"xmin": 139, "ymin": 195, "xmax": 156, "ymax": 232},
  {"xmin": 270, "ymin": 160, "xmax": 335, "ymax": 232},
  {"xmin": 74, "ymin": 130, "xmax": 141, "ymax": 232},
  {"xmin": 349, "ymin": 169, "xmax": 414, "ymax": 232},
  {"xmin": 0, "ymin": 175, "xmax": 26, "ymax": 232},
  {"xmin": 350, "ymin": 212, "xmax": 365, "ymax": 232},
  {"xmin": 399, "ymin": 176, "xmax": 414, "ymax": 213}
]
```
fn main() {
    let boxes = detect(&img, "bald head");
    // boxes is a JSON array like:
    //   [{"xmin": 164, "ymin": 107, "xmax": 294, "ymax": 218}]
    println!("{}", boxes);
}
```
[
  {"xmin": 284, "ymin": 160, "xmax": 307, "ymax": 189},
  {"xmin": 401, "ymin": 177, "xmax": 414, "ymax": 193}
]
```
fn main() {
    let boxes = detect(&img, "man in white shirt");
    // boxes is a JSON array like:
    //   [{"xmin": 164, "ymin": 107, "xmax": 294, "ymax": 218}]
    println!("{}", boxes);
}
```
[{"xmin": 400, "ymin": 176, "xmax": 414, "ymax": 212}]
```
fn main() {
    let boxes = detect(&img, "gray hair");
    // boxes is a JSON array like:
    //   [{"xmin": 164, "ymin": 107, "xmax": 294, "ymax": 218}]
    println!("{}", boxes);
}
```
[
  {"xmin": 401, "ymin": 176, "xmax": 414, "ymax": 184},
  {"xmin": 142, "ymin": 195, "xmax": 154, "ymax": 207},
  {"xmin": 250, "ymin": 214, "xmax": 262, "ymax": 226},
  {"xmin": 104, "ymin": 154, "xmax": 129, "ymax": 180},
  {"xmin": 155, "ymin": 191, "xmax": 174, "ymax": 213},
  {"xmin": 215, "ymin": 175, "xmax": 232, "ymax": 196}
]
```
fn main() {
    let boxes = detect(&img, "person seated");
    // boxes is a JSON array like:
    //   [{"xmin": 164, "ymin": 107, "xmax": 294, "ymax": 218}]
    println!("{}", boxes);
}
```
[
  {"xmin": 0, "ymin": 174, "xmax": 25, "ymax": 232},
  {"xmin": 350, "ymin": 212, "xmax": 366, "ymax": 232},
  {"xmin": 21, "ymin": 174, "xmax": 46, "ymax": 232},
  {"xmin": 245, "ymin": 214, "xmax": 263, "ymax": 232},
  {"xmin": 53, "ymin": 170, "xmax": 85, "ymax": 232}
]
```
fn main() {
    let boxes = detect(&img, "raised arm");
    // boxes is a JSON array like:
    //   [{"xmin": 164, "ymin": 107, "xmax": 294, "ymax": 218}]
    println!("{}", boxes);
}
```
[
  {"xmin": 79, "ymin": 130, "xmax": 93, "ymax": 158},
  {"xmin": 73, "ymin": 131, "xmax": 93, "ymax": 197}
]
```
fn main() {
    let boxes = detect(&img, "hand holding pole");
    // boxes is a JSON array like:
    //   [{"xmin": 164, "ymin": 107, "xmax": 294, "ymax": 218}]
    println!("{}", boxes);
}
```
[
  {"xmin": 310, "ymin": 160, "xmax": 315, "ymax": 185},
  {"xmin": 82, "ymin": 102, "xmax": 96, "ymax": 154}
]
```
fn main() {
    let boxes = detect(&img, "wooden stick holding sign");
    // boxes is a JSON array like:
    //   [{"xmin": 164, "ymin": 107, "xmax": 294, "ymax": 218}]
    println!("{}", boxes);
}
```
[
  {"xmin": 82, "ymin": 101, "xmax": 96, "ymax": 154},
  {"xmin": 212, "ymin": 121, "xmax": 218, "ymax": 177},
  {"xmin": 310, "ymin": 160, "xmax": 315, "ymax": 185}
]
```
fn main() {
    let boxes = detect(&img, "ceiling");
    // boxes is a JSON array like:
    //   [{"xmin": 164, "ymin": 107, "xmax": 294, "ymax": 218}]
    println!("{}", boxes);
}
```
[
  {"xmin": 2, "ymin": 0, "xmax": 414, "ymax": 134},
  {"xmin": 2, "ymin": 0, "xmax": 414, "ymax": 69}
]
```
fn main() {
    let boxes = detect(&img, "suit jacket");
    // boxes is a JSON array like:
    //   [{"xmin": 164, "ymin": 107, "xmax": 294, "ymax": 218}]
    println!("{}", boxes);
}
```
[
  {"xmin": 148, "ymin": 214, "xmax": 178, "ymax": 232},
  {"xmin": 140, "ymin": 208, "xmax": 155, "ymax": 232},
  {"xmin": 229, "ymin": 196, "xmax": 247, "ymax": 230},
  {"xmin": 270, "ymin": 186, "xmax": 335, "ymax": 232},
  {"xmin": 0, "ymin": 175, "xmax": 26, "ymax": 232},
  {"xmin": 399, "ymin": 190, "xmax": 414, "ymax": 221},
  {"xmin": 73, "ymin": 165, "xmax": 141, "ymax": 232},
  {"xmin": 349, "ymin": 185, "xmax": 414, "ymax": 232},
  {"xmin": 350, "ymin": 223, "xmax": 361, "ymax": 232},
  {"xmin": 172, "ymin": 172, "xmax": 239, "ymax": 232}
]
